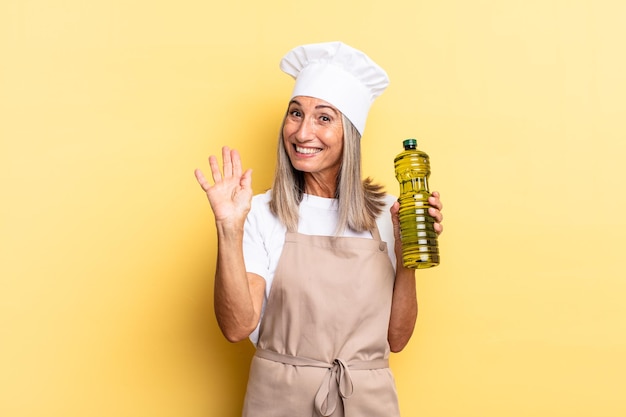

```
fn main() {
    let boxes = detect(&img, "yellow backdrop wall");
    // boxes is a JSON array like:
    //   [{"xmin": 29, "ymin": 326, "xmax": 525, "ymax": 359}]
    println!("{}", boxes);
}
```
[{"xmin": 2, "ymin": 1, "xmax": 625, "ymax": 416}]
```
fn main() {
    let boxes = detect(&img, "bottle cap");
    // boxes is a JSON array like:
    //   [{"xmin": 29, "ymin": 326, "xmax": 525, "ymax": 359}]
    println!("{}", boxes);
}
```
[{"xmin": 403, "ymin": 138, "xmax": 417, "ymax": 148}]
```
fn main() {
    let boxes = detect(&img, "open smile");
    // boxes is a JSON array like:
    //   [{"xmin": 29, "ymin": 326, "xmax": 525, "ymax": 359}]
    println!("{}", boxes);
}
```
[{"xmin": 295, "ymin": 145, "xmax": 322, "ymax": 155}]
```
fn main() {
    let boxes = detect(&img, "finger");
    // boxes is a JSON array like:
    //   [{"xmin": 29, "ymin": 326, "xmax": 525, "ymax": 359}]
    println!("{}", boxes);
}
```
[
  {"xmin": 209, "ymin": 155, "xmax": 222, "ymax": 183},
  {"xmin": 428, "ymin": 207, "xmax": 443, "ymax": 223},
  {"xmin": 428, "ymin": 191, "xmax": 443, "ymax": 211},
  {"xmin": 389, "ymin": 201, "xmax": 399, "ymax": 221},
  {"xmin": 389, "ymin": 201, "xmax": 401, "ymax": 237},
  {"xmin": 222, "ymin": 146, "xmax": 233, "ymax": 178},
  {"xmin": 241, "ymin": 168, "xmax": 253, "ymax": 190},
  {"xmin": 231, "ymin": 148, "xmax": 243, "ymax": 178},
  {"xmin": 434, "ymin": 222, "xmax": 444, "ymax": 236},
  {"xmin": 194, "ymin": 168, "xmax": 211, "ymax": 191}
]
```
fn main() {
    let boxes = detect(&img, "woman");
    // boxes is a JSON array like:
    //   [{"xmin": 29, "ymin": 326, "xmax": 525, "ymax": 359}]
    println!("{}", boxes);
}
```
[{"xmin": 195, "ymin": 41, "xmax": 443, "ymax": 417}]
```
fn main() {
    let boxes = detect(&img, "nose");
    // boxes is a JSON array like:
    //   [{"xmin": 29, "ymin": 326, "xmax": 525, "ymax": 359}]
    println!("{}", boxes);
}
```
[{"xmin": 294, "ymin": 116, "xmax": 316, "ymax": 142}]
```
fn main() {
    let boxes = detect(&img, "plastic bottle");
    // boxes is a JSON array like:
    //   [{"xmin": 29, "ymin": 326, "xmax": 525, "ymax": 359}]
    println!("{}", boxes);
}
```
[{"xmin": 394, "ymin": 139, "xmax": 440, "ymax": 269}]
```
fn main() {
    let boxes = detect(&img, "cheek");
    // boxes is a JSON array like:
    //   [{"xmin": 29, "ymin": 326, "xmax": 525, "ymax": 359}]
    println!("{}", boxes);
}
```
[
  {"xmin": 282, "ymin": 135, "xmax": 291, "ymax": 153},
  {"xmin": 281, "ymin": 124, "xmax": 292, "ymax": 144},
  {"xmin": 328, "ymin": 127, "xmax": 344, "ymax": 149},
  {"xmin": 282, "ymin": 119, "xmax": 298, "ymax": 137}
]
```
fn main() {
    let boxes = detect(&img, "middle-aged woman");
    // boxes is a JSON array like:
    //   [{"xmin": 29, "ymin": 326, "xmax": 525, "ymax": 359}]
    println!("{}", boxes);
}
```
[{"xmin": 195, "ymin": 41, "xmax": 444, "ymax": 417}]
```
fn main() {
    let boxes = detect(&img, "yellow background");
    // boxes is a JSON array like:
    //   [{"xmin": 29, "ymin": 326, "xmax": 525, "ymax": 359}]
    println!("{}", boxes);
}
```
[{"xmin": 2, "ymin": 1, "xmax": 625, "ymax": 416}]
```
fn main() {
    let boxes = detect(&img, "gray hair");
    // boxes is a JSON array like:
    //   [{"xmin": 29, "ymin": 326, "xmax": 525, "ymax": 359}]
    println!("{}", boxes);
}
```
[{"xmin": 269, "ymin": 113, "xmax": 386, "ymax": 233}]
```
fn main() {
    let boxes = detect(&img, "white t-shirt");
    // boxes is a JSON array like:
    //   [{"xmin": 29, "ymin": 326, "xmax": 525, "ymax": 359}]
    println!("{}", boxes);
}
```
[{"xmin": 243, "ymin": 190, "xmax": 398, "ymax": 344}]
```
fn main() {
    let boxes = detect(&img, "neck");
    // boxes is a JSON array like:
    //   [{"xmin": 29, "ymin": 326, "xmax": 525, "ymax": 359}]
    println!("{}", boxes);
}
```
[{"xmin": 303, "ymin": 173, "xmax": 337, "ymax": 198}]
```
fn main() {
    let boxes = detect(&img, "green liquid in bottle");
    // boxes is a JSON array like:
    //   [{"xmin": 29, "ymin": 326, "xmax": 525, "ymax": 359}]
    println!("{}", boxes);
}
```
[{"xmin": 394, "ymin": 139, "xmax": 440, "ymax": 269}]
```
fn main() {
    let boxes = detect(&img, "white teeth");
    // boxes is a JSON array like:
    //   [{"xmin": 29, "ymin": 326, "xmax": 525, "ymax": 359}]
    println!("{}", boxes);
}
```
[{"xmin": 296, "ymin": 146, "xmax": 322, "ymax": 154}]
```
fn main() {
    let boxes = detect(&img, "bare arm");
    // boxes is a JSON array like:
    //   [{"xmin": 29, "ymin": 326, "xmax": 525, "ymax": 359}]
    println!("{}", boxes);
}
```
[
  {"xmin": 388, "ymin": 192, "xmax": 443, "ymax": 352},
  {"xmin": 214, "ymin": 223, "xmax": 265, "ymax": 343},
  {"xmin": 195, "ymin": 146, "xmax": 265, "ymax": 342}
]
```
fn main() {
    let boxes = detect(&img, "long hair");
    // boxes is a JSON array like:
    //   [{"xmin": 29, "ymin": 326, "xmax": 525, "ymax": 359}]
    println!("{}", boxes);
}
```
[{"xmin": 269, "ymin": 113, "xmax": 386, "ymax": 233}]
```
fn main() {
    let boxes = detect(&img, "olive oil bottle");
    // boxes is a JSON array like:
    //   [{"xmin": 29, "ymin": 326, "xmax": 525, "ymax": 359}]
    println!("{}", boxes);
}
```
[{"xmin": 394, "ymin": 139, "xmax": 440, "ymax": 269}]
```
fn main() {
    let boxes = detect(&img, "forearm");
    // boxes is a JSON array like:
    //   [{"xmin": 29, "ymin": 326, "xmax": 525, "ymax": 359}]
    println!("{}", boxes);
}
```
[
  {"xmin": 214, "ymin": 222, "xmax": 263, "ymax": 342},
  {"xmin": 387, "ymin": 266, "xmax": 417, "ymax": 352}
]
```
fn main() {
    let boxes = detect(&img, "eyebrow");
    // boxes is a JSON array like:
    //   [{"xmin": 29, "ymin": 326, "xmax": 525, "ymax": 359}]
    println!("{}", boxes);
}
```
[{"xmin": 288, "ymin": 99, "xmax": 340, "ymax": 115}]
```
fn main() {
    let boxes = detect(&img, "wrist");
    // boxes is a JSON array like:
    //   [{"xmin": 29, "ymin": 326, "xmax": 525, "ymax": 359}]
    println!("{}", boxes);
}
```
[
  {"xmin": 215, "ymin": 219, "xmax": 245, "ymax": 240},
  {"xmin": 395, "ymin": 263, "xmax": 416, "ymax": 280}
]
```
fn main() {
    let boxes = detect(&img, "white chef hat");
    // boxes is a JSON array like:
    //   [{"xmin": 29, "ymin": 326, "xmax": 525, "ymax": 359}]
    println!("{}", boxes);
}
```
[{"xmin": 280, "ymin": 41, "xmax": 390, "ymax": 136}]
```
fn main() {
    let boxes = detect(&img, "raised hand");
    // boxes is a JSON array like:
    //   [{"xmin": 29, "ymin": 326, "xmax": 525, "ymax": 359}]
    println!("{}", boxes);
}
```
[{"xmin": 195, "ymin": 146, "xmax": 253, "ymax": 226}]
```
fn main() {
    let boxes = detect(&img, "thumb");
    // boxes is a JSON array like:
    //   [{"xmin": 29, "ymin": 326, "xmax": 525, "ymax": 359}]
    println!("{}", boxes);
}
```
[
  {"xmin": 390, "ymin": 201, "xmax": 401, "ymax": 237},
  {"xmin": 241, "ymin": 168, "xmax": 253, "ymax": 189}
]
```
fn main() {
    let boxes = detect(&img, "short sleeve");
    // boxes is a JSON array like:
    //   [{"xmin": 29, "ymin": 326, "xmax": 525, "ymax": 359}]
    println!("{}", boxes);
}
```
[
  {"xmin": 376, "ymin": 194, "xmax": 398, "ymax": 270},
  {"xmin": 243, "ymin": 195, "xmax": 272, "ymax": 281}
]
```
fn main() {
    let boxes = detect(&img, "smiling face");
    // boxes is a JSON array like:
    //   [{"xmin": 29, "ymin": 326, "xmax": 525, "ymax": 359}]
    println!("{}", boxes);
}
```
[{"xmin": 282, "ymin": 96, "xmax": 344, "ymax": 195}]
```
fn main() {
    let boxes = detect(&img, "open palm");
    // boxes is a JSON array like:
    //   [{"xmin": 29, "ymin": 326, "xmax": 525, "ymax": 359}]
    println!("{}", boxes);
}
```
[{"xmin": 195, "ymin": 146, "xmax": 253, "ymax": 226}]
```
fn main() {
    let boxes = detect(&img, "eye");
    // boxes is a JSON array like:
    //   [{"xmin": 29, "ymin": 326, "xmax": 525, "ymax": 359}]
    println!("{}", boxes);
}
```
[
  {"xmin": 320, "ymin": 115, "xmax": 331, "ymax": 123},
  {"xmin": 289, "ymin": 109, "xmax": 302, "ymax": 118}
]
